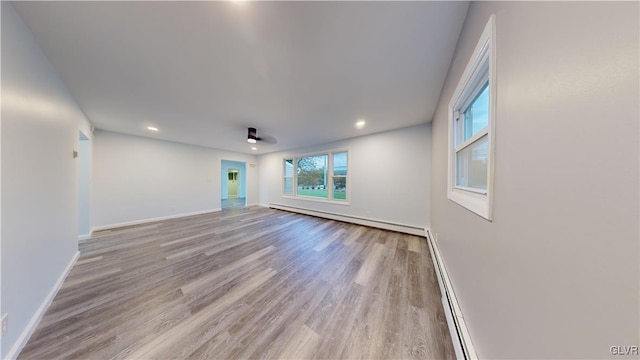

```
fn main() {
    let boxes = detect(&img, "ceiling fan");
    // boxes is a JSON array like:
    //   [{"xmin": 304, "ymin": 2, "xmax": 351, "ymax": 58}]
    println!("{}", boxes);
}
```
[{"xmin": 247, "ymin": 127, "xmax": 277, "ymax": 145}]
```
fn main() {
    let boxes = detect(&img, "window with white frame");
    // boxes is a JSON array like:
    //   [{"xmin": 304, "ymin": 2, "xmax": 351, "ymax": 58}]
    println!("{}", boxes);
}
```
[
  {"xmin": 448, "ymin": 15, "xmax": 496, "ymax": 220},
  {"xmin": 282, "ymin": 149, "xmax": 348, "ymax": 203},
  {"xmin": 331, "ymin": 152, "xmax": 347, "ymax": 201},
  {"xmin": 283, "ymin": 158, "xmax": 294, "ymax": 195}
]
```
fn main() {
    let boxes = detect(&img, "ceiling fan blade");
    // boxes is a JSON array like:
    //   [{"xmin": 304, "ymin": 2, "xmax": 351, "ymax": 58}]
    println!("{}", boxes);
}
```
[{"xmin": 258, "ymin": 134, "xmax": 278, "ymax": 145}]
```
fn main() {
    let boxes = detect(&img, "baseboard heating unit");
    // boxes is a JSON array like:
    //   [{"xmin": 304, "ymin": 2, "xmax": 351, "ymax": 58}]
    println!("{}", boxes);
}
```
[
  {"xmin": 269, "ymin": 203, "xmax": 425, "ymax": 236},
  {"xmin": 426, "ymin": 230, "xmax": 478, "ymax": 360}
]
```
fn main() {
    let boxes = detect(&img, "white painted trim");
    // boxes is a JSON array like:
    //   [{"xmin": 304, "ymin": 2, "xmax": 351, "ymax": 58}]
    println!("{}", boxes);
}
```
[
  {"xmin": 425, "ymin": 229, "xmax": 478, "ymax": 360},
  {"xmin": 269, "ymin": 203, "xmax": 425, "ymax": 236},
  {"xmin": 78, "ymin": 234, "xmax": 91, "ymax": 241},
  {"xmin": 5, "ymin": 251, "xmax": 80, "ymax": 360},
  {"xmin": 90, "ymin": 209, "xmax": 221, "ymax": 233},
  {"xmin": 447, "ymin": 14, "xmax": 496, "ymax": 221}
]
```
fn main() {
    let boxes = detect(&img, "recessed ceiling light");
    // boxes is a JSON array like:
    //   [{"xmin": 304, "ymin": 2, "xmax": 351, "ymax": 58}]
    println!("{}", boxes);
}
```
[
  {"xmin": 251, "ymin": 147, "xmax": 257, "ymax": 150},
  {"xmin": 147, "ymin": 126, "xmax": 159, "ymax": 132},
  {"xmin": 355, "ymin": 119, "xmax": 366, "ymax": 129}
]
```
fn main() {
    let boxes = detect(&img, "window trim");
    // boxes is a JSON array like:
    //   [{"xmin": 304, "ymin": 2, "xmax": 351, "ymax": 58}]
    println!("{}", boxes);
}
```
[
  {"xmin": 282, "ymin": 148, "xmax": 350, "ymax": 205},
  {"xmin": 447, "ymin": 15, "xmax": 496, "ymax": 220}
]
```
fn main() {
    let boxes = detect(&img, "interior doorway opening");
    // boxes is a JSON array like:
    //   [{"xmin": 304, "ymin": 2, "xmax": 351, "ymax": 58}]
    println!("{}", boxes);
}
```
[
  {"xmin": 221, "ymin": 160, "xmax": 246, "ymax": 209},
  {"xmin": 228, "ymin": 169, "xmax": 239, "ymax": 198}
]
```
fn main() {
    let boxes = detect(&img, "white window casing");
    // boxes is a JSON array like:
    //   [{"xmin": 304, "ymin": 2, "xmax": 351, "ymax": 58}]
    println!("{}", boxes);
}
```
[
  {"xmin": 447, "ymin": 15, "xmax": 496, "ymax": 220},
  {"xmin": 282, "ymin": 148, "xmax": 349, "ymax": 205}
]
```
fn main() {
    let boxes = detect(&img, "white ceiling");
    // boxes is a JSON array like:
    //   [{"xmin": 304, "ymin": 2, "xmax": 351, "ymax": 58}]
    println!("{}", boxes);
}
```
[{"xmin": 13, "ymin": 1, "xmax": 469, "ymax": 155}]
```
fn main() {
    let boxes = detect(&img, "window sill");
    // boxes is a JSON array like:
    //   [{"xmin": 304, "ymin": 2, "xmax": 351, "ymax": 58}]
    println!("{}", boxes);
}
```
[
  {"xmin": 448, "ymin": 188, "xmax": 492, "ymax": 221},
  {"xmin": 282, "ymin": 195, "xmax": 351, "ymax": 206}
]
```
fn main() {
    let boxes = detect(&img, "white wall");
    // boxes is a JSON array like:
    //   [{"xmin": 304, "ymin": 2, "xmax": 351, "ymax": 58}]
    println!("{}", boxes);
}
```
[
  {"xmin": 259, "ymin": 124, "xmax": 431, "ymax": 229},
  {"xmin": 430, "ymin": 2, "xmax": 639, "ymax": 358},
  {"xmin": 221, "ymin": 160, "xmax": 247, "ymax": 199},
  {"xmin": 92, "ymin": 130, "xmax": 258, "ymax": 229},
  {"xmin": 1, "ymin": 2, "xmax": 93, "ymax": 357},
  {"xmin": 78, "ymin": 133, "xmax": 91, "ymax": 237}
]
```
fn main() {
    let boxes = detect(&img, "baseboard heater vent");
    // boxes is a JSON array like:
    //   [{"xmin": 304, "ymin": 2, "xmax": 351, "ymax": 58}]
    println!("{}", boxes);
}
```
[{"xmin": 426, "ymin": 230, "xmax": 478, "ymax": 360}]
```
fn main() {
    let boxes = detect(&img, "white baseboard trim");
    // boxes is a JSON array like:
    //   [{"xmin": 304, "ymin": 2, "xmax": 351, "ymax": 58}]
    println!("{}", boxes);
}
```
[
  {"xmin": 269, "ymin": 203, "xmax": 425, "ymax": 236},
  {"xmin": 246, "ymin": 203, "xmax": 263, "ymax": 207},
  {"xmin": 90, "ymin": 208, "xmax": 221, "ymax": 233},
  {"xmin": 5, "ymin": 251, "xmax": 80, "ymax": 360},
  {"xmin": 425, "ymin": 229, "xmax": 478, "ymax": 360}
]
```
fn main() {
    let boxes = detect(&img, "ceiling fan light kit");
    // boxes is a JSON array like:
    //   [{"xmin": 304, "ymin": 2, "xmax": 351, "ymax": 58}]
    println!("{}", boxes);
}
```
[{"xmin": 248, "ymin": 127, "xmax": 258, "ymax": 143}]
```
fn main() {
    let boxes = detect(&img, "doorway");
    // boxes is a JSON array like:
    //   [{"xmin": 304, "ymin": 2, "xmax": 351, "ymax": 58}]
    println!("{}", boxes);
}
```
[
  {"xmin": 221, "ymin": 160, "xmax": 246, "ymax": 209},
  {"xmin": 78, "ymin": 131, "xmax": 91, "ymax": 239},
  {"xmin": 228, "ymin": 169, "xmax": 239, "ymax": 198}
]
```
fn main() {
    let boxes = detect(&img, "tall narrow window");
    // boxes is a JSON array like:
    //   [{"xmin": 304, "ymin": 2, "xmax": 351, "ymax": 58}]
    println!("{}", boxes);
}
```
[
  {"xmin": 283, "ymin": 158, "xmax": 294, "ymax": 196},
  {"xmin": 332, "ymin": 152, "xmax": 347, "ymax": 200},
  {"xmin": 448, "ymin": 15, "xmax": 496, "ymax": 220}
]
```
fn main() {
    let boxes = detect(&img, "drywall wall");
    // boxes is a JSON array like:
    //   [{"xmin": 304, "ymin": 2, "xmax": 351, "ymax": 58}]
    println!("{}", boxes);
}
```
[
  {"xmin": 78, "ymin": 132, "xmax": 91, "ymax": 237},
  {"xmin": 259, "ymin": 124, "xmax": 431, "ymax": 229},
  {"xmin": 1, "ymin": 2, "xmax": 93, "ymax": 357},
  {"xmin": 221, "ymin": 160, "xmax": 247, "ymax": 200},
  {"xmin": 92, "ymin": 131, "xmax": 259, "ymax": 229},
  {"xmin": 430, "ymin": 2, "xmax": 639, "ymax": 358}
]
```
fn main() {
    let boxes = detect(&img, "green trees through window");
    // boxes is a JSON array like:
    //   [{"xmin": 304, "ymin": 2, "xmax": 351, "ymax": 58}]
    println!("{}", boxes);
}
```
[
  {"xmin": 297, "ymin": 155, "xmax": 328, "ymax": 198},
  {"xmin": 283, "ymin": 150, "xmax": 348, "ymax": 202}
]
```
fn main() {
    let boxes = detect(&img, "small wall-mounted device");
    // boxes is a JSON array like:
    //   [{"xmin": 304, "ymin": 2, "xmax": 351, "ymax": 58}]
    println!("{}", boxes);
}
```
[{"xmin": 73, "ymin": 150, "xmax": 78, "ymax": 159}]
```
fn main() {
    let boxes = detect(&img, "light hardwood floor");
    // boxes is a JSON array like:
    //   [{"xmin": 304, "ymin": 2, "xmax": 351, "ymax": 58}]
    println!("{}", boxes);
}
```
[{"xmin": 18, "ymin": 206, "xmax": 455, "ymax": 359}]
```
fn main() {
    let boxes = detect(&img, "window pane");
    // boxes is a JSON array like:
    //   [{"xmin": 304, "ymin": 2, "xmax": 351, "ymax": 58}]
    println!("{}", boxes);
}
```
[
  {"xmin": 297, "ymin": 155, "xmax": 328, "ymax": 199},
  {"xmin": 284, "ymin": 177, "xmax": 293, "ymax": 195},
  {"xmin": 333, "ymin": 152, "xmax": 347, "ymax": 175},
  {"xmin": 284, "ymin": 159, "xmax": 294, "ymax": 177},
  {"xmin": 463, "ymin": 82, "xmax": 489, "ymax": 141},
  {"xmin": 456, "ymin": 134, "xmax": 488, "ymax": 190},
  {"xmin": 283, "ymin": 159, "xmax": 294, "ymax": 195},
  {"xmin": 332, "ymin": 177, "xmax": 346, "ymax": 200}
]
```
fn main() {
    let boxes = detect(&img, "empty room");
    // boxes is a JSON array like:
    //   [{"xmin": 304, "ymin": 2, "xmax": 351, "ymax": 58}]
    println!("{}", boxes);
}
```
[{"xmin": 1, "ymin": 1, "xmax": 638, "ymax": 359}]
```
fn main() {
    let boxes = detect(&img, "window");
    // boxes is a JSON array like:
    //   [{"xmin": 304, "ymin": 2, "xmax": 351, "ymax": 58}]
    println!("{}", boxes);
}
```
[
  {"xmin": 297, "ymin": 154, "xmax": 329, "ymax": 199},
  {"xmin": 448, "ymin": 15, "xmax": 495, "ymax": 220},
  {"xmin": 332, "ymin": 152, "xmax": 347, "ymax": 200},
  {"xmin": 282, "ymin": 149, "xmax": 348, "ymax": 203},
  {"xmin": 283, "ymin": 158, "xmax": 294, "ymax": 195},
  {"xmin": 455, "ymin": 83, "xmax": 489, "ymax": 191}
]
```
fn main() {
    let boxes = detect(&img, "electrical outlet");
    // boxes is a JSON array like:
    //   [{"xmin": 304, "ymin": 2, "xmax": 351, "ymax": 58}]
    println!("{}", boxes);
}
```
[{"xmin": 1, "ymin": 313, "xmax": 8, "ymax": 337}]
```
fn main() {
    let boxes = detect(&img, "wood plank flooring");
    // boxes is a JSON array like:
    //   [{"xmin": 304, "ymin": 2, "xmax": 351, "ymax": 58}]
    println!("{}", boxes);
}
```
[
  {"xmin": 18, "ymin": 206, "xmax": 454, "ymax": 359},
  {"xmin": 221, "ymin": 198, "xmax": 246, "ymax": 209}
]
